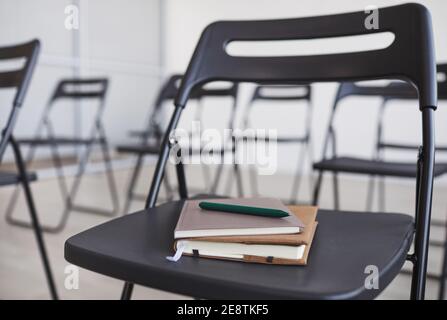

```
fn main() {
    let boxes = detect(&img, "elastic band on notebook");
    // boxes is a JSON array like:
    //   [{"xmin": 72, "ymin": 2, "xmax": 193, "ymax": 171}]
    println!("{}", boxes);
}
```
[
  {"xmin": 192, "ymin": 249, "xmax": 199, "ymax": 257},
  {"xmin": 166, "ymin": 242, "xmax": 186, "ymax": 262},
  {"xmin": 266, "ymin": 256, "xmax": 274, "ymax": 263}
]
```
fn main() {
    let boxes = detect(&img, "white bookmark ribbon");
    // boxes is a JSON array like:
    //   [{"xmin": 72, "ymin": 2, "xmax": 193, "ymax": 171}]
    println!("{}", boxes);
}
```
[{"xmin": 166, "ymin": 241, "xmax": 186, "ymax": 262}]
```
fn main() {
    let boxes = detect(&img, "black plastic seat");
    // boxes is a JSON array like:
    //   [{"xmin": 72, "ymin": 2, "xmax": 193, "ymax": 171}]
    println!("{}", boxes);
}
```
[
  {"xmin": 65, "ymin": 200, "xmax": 413, "ymax": 299},
  {"xmin": 17, "ymin": 137, "xmax": 104, "ymax": 145},
  {"xmin": 0, "ymin": 171, "xmax": 37, "ymax": 186},
  {"xmin": 313, "ymin": 157, "xmax": 447, "ymax": 178},
  {"xmin": 116, "ymin": 143, "xmax": 160, "ymax": 155}
]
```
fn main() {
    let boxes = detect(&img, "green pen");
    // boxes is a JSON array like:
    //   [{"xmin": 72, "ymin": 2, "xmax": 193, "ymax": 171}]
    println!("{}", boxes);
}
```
[{"xmin": 198, "ymin": 201, "xmax": 289, "ymax": 218}]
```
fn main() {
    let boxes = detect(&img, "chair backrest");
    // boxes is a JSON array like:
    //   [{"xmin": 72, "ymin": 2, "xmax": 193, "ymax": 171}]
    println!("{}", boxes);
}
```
[
  {"xmin": 244, "ymin": 84, "xmax": 313, "ymax": 137},
  {"xmin": 175, "ymin": 4, "xmax": 436, "ymax": 109},
  {"xmin": 327, "ymin": 63, "xmax": 447, "ymax": 155},
  {"xmin": 250, "ymin": 84, "xmax": 311, "ymax": 103},
  {"xmin": 335, "ymin": 63, "xmax": 447, "ymax": 104},
  {"xmin": 50, "ymin": 78, "xmax": 108, "ymax": 102},
  {"xmin": 154, "ymin": 74, "xmax": 238, "ymax": 111},
  {"xmin": 145, "ymin": 74, "xmax": 239, "ymax": 139},
  {"xmin": 144, "ymin": 5, "xmax": 437, "ymax": 298},
  {"xmin": 0, "ymin": 39, "xmax": 40, "ymax": 161}
]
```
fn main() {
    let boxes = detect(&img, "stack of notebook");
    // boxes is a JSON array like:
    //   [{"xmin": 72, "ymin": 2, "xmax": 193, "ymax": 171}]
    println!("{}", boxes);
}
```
[{"xmin": 169, "ymin": 197, "xmax": 318, "ymax": 265}]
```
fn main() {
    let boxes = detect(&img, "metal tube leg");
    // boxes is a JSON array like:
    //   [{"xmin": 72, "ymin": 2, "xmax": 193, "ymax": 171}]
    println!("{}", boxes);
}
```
[
  {"xmin": 210, "ymin": 162, "xmax": 224, "ymax": 194},
  {"xmin": 162, "ymin": 169, "xmax": 174, "ymax": 200},
  {"xmin": 312, "ymin": 171, "xmax": 323, "ymax": 206},
  {"xmin": 332, "ymin": 172, "xmax": 340, "ymax": 210},
  {"xmin": 378, "ymin": 176, "xmax": 386, "ymax": 212},
  {"xmin": 438, "ymin": 219, "xmax": 447, "ymax": 300},
  {"xmin": 365, "ymin": 175, "xmax": 376, "ymax": 211},
  {"xmin": 10, "ymin": 138, "xmax": 58, "ymax": 300},
  {"xmin": 122, "ymin": 155, "xmax": 144, "ymax": 215},
  {"xmin": 100, "ymin": 139, "xmax": 120, "ymax": 213},
  {"xmin": 289, "ymin": 143, "xmax": 306, "ymax": 204},
  {"xmin": 121, "ymin": 282, "xmax": 134, "ymax": 300},
  {"xmin": 234, "ymin": 163, "xmax": 244, "ymax": 197},
  {"xmin": 65, "ymin": 143, "xmax": 94, "ymax": 211},
  {"xmin": 249, "ymin": 165, "xmax": 259, "ymax": 196}
]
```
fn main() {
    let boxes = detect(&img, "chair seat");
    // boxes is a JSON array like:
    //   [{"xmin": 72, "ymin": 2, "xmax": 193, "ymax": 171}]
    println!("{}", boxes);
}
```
[
  {"xmin": 0, "ymin": 171, "xmax": 37, "ymax": 186},
  {"xmin": 17, "ymin": 137, "xmax": 103, "ymax": 145},
  {"xmin": 313, "ymin": 156, "xmax": 447, "ymax": 178},
  {"xmin": 116, "ymin": 143, "xmax": 160, "ymax": 155},
  {"xmin": 117, "ymin": 143, "xmax": 233, "ymax": 156},
  {"xmin": 65, "ymin": 200, "xmax": 414, "ymax": 299}
]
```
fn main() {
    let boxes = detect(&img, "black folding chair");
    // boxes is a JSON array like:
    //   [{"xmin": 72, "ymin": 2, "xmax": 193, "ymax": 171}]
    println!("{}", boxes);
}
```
[
  {"xmin": 65, "ymin": 3, "xmax": 437, "ymax": 299},
  {"xmin": 372, "ymin": 65, "xmax": 447, "ymax": 299},
  {"xmin": 6, "ymin": 78, "xmax": 119, "ymax": 233},
  {"xmin": 241, "ymin": 84, "xmax": 313, "ymax": 203},
  {"xmin": 0, "ymin": 40, "xmax": 58, "ymax": 299},
  {"xmin": 117, "ymin": 74, "xmax": 241, "ymax": 215},
  {"xmin": 312, "ymin": 69, "xmax": 447, "ymax": 299}
]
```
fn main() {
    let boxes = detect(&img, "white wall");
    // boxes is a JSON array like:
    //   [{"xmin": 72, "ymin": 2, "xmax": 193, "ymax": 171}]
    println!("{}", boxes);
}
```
[
  {"xmin": 0, "ymin": 0, "xmax": 163, "ymax": 160},
  {"xmin": 164, "ymin": 0, "xmax": 447, "ymax": 175}
]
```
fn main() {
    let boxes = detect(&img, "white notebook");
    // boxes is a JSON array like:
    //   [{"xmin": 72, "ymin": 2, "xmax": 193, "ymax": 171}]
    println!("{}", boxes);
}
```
[{"xmin": 176, "ymin": 239, "xmax": 306, "ymax": 260}]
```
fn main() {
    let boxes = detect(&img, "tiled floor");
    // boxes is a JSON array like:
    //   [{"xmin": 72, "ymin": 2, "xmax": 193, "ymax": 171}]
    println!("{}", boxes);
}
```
[{"xmin": 0, "ymin": 161, "xmax": 445, "ymax": 299}]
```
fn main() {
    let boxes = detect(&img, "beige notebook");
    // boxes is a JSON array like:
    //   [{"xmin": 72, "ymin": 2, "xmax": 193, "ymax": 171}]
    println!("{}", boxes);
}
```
[
  {"xmin": 173, "ymin": 206, "xmax": 318, "ymax": 265},
  {"xmin": 174, "ymin": 198, "xmax": 304, "ymax": 239}
]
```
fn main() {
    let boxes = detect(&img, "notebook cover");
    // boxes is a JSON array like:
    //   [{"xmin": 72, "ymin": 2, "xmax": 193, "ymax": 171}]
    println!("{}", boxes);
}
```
[
  {"xmin": 174, "ymin": 206, "xmax": 318, "ymax": 266},
  {"xmin": 174, "ymin": 198, "xmax": 304, "ymax": 239},
  {"xmin": 191, "ymin": 206, "xmax": 317, "ymax": 245}
]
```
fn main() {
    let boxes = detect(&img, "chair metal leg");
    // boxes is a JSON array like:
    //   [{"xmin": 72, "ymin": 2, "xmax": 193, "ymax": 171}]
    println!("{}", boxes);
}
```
[
  {"xmin": 249, "ymin": 165, "xmax": 259, "ymax": 196},
  {"xmin": 9, "ymin": 137, "xmax": 58, "ymax": 299},
  {"xmin": 234, "ymin": 163, "xmax": 244, "ymax": 197},
  {"xmin": 438, "ymin": 219, "xmax": 447, "ymax": 300},
  {"xmin": 162, "ymin": 169, "xmax": 175, "ymax": 200},
  {"xmin": 121, "ymin": 282, "xmax": 134, "ymax": 300},
  {"xmin": 5, "ymin": 141, "xmax": 73, "ymax": 233},
  {"xmin": 210, "ymin": 148, "xmax": 226, "ymax": 194},
  {"xmin": 378, "ymin": 176, "xmax": 386, "ymax": 212},
  {"xmin": 122, "ymin": 154, "xmax": 144, "ymax": 215},
  {"xmin": 312, "ymin": 171, "xmax": 323, "ymax": 206},
  {"xmin": 365, "ymin": 175, "xmax": 376, "ymax": 211},
  {"xmin": 99, "ymin": 138, "xmax": 120, "ymax": 214},
  {"xmin": 289, "ymin": 143, "xmax": 307, "ymax": 204},
  {"xmin": 210, "ymin": 163, "xmax": 224, "ymax": 194},
  {"xmin": 332, "ymin": 172, "xmax": 340, "ymax": 210}
]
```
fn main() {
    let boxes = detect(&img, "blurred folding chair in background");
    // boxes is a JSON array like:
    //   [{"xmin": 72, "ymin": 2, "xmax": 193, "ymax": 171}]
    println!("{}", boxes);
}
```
[
  {"xmin": 0, "ymin": 39, "xmax": 57, "ymax": 299},
  {"xmin": 6, "ymin": 78, "xmax": 119, "ymax": 233},
  {"xmin": 312, "ymin": 66, "xmax": 447, "ymax": 299},
  {"xmin": 240, "ymin": 84, "xmax": 313, "ymax": 203},
  {"xmin": 116, "ymin": 74, "xmax": 241, "ymax": 214}
]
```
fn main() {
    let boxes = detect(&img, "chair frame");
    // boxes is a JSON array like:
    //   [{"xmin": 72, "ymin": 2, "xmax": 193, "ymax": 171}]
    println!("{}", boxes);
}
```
[
  {"xmin": 369, "ymin": 64, "xmax": 447, "ymax": 299},
  {"xmin": 119, "ymin": 75, "xmax": 242, "ymax": 215},
  {"xmin": 5, "ymin": 78, "xmax": 119, "ymax": 233},
  {"xmin": 0, "ymin": 39, "xmax": 58, "ymax": 299},
  {"xmin": 241, "ymin": 84, "xmax": 313, "ymax": 203},
  {"xmin": 119, "ymin": 4, "xmax": 437, "ymax": 300}
]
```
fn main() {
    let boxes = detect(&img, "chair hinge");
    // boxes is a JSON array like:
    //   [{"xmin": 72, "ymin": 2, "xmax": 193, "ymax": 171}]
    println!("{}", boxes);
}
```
[{"xmin": 407, "ymin": 253, "xmax": 417, "ymax": 264}]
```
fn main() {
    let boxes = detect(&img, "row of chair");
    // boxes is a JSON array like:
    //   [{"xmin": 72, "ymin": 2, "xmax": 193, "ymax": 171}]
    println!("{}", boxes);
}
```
[{"xmin": 1, "ymin": 3, "xmax": 445, "ymax": 300}]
